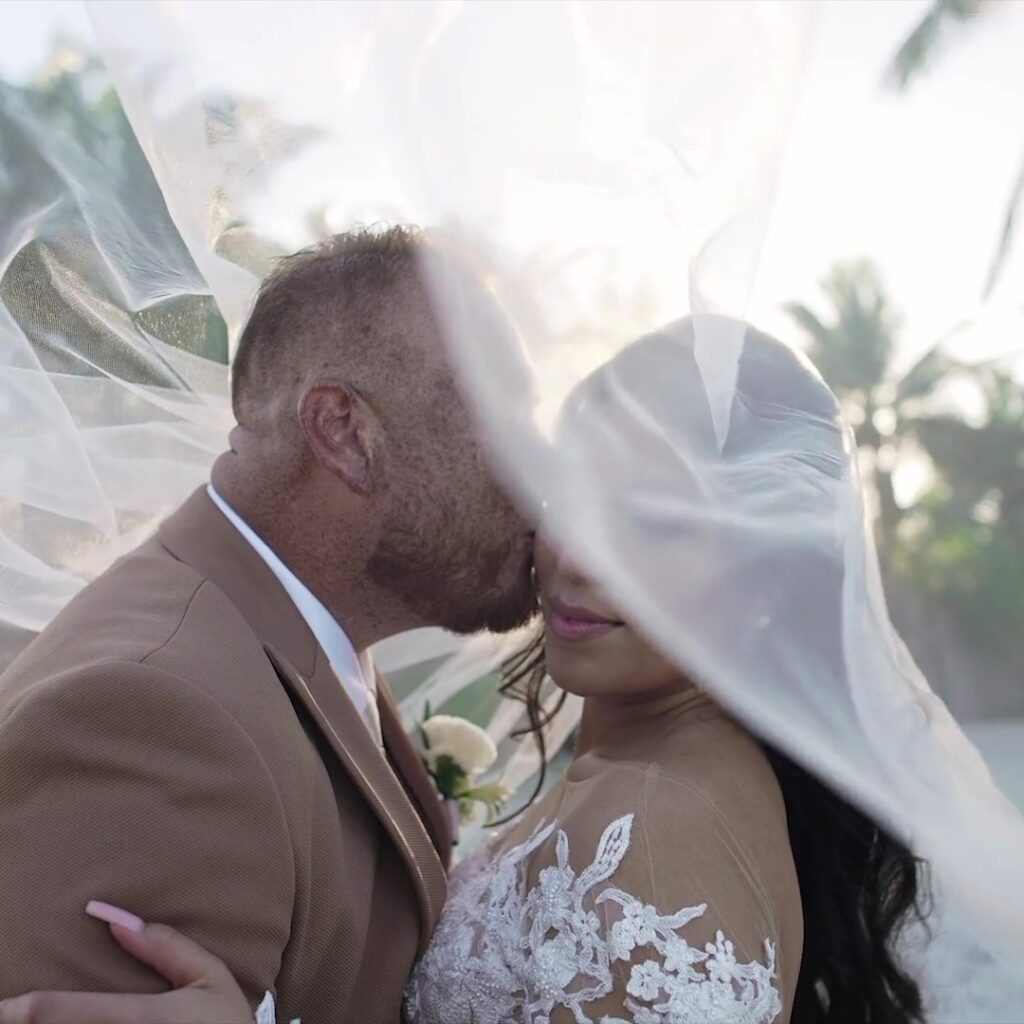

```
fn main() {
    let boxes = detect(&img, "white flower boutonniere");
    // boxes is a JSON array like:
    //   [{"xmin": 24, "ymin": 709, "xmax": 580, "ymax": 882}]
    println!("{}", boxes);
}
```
[{"xmin": 420, "ymin": 711, "xmax": 512, "ymax": 835}]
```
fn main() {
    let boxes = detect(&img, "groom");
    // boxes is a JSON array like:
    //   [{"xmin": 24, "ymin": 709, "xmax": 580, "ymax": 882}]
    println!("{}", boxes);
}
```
[{"xmin": 0, "ymin": 227, "xmax": 536, "ymax": 1022}]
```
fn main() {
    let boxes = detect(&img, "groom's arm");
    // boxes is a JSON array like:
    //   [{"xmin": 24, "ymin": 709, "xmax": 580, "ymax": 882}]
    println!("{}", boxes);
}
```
[{"xmin": 0, "ymin": 660, "xmax": 294, "ymax": 1005}]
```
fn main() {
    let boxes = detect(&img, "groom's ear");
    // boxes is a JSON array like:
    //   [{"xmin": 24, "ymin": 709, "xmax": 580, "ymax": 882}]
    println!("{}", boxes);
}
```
[{"xmin": 297, "ymin": 379, "xmax": 381, "ymax": 496}]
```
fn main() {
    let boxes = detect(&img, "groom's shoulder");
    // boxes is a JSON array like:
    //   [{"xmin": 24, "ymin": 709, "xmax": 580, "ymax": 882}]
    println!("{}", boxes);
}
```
[
  {"xmin": 0, "ymin": 536, "xmax": 282, "ymax": 726},
  {"xmin": 4, "ymin": 537, "xmax": 207, "ymax": 677}
]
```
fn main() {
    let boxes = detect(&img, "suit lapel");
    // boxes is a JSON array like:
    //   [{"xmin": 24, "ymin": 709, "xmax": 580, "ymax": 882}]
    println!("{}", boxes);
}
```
[
  {"xmin": 266, "ymin": 646, "xmax": 446, "ymax": 952},
  {"xmin": 376, "ymin": 679, "xmax": 453, "ymax": 866},
  {"xmin": 159, "ymin": 489, "xmax": 447, "ymax": 953}
]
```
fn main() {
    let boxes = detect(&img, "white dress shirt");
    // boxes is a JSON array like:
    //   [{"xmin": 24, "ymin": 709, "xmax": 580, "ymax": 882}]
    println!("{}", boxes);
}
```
[{"xmin": 207, "ymin": 485, "xmax": 380, "ymax": 741}]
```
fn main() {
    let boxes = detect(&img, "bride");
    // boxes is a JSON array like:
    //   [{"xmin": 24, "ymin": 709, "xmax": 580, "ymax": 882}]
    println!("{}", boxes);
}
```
[{"xmin": 0, "ymin": 321, "xmax": 933, "ymax": 1024}]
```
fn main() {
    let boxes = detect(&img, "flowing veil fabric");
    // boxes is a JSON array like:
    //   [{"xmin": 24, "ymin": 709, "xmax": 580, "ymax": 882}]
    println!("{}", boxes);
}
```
[
  {"xmin": 0, "ymin": 70, "xmax": 233, "ymax": 640},
  {"xmin": 1, "ymin": 0, "xmax": 1023, "ymax": 1015}
]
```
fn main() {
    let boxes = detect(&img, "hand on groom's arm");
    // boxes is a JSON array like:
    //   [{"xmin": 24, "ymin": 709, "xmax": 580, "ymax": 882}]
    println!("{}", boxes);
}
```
[{"xmin": 0, "ymin": 661, "xmax": 294, "ymax": 1004}]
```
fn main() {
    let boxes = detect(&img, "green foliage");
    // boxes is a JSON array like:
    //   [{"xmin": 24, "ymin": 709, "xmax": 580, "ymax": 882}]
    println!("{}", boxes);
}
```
[
  {"xmin": 460, "ymin": 779, "xmax": 514, "ymax": 824},
  {"xmin": 390, "ymin": 658, "xmax": 503, "ymax": 730},
  {"xmin": 1, "ymin": 36, "xmax": 230, "ymax": 370},
  {"xmin": 882, "ymin": 1, "xmax": 1024, "ymax": 657},
  {"xmin": 427, "ymin": 753, "xmax": 466, "ymax": 800},
  {"xmin": 785, "ymin": 261, "xmax": 927, "ymax": 557},
  {"xmin": 5, "ymin": 35, "xmax": 317, "ymax": 372},
  {"xmin": 885, "ymin": 0, "xmax": 987, "ymax": 90},
  {"xmin": 900, "ymin": 367, "xmax": 1024, "ymax": 659},
  {"xmin": 784, "ymin": 261, "xmax": 897, "ymax": 398},
  {"xmin": 787, "ymin": 259, "xmax": 1024, "ymax": 661}
]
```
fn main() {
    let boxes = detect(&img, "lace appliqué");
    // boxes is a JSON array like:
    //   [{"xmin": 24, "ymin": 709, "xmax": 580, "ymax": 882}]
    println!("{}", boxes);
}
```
[{"xmin": 404, "ymin": 813, "xmax": 781, "ymax": 1024}]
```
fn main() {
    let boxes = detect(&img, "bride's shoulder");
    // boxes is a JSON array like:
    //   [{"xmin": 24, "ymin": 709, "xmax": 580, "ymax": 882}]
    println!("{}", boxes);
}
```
[
  {"xmin": 650, "ymin": 718, "xmax": 788, "ymax": 831},
  {"xmin": 565, "ymin": 716, "xmax": 788, "ymax": 850},
  {"xmin": 554, "ymin": 723, "xmax": 800, "ymax": 939}
]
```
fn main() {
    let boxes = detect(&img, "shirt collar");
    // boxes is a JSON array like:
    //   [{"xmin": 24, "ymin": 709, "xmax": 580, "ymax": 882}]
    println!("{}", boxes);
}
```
[{"xmin": 206, "ymin": 485, "xmax": 375, "ymax": 711}]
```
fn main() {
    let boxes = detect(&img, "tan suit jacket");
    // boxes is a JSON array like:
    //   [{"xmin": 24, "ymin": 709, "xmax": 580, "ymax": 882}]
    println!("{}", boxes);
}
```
[{"xmin": 0, "ymin": 488, "xmax": 451, "ymax": 1023}]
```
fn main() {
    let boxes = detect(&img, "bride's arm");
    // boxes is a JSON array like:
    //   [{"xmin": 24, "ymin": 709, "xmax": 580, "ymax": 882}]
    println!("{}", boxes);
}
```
[
  {"xmin": 550, "ymin": 776, "xmax": 793, "ymax": 1024},
  {"xmin": 0, "ymin": 907, "xmax": 288, "ymax": 1024}
]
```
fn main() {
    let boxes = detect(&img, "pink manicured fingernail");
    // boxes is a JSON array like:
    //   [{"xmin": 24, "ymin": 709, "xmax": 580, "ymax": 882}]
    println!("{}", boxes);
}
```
[{"xmin": 86, "ymin": 900, "xmax": 145, "ymax": 933}]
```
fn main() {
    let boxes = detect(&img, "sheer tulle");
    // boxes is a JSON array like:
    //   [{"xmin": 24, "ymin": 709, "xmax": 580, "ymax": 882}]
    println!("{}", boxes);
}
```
[
  {"xmin": 0, "ymin": 75, "xmax": 232, "ymax": 643},
  {"xmin": 0, "ymin": 0, "xmax": 1022, "ymax": 1001}
]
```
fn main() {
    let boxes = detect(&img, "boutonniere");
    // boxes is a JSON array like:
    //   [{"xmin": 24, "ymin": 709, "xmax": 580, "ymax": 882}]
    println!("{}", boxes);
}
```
[{"xmin": 420, "ymin": 709, "xmax": 512, "ymax": 841}]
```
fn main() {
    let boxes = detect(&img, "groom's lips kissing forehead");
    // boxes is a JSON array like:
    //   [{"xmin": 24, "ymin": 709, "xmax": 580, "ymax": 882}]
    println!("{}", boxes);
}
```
[{"xmin": 546, "ymin": 595, "xmax": 624, "ymax": 643}]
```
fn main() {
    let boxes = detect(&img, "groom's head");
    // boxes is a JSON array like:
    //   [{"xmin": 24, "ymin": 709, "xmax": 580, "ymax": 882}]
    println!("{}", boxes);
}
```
[{"xmin": 224, "ymin": 225, "xmax": 536, "ymax": 637}]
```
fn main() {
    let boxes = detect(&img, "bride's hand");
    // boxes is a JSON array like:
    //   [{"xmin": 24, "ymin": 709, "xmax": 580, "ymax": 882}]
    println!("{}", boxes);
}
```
[{"xmin": 0, "ymin": 902, "xmax": 254, "ymax": 1024}]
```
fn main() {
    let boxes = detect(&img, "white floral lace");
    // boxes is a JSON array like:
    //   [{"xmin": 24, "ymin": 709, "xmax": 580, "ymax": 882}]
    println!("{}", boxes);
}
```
[{"xmin": 404, "ymin": 813, "xmax": 781, "ymax": 1024}]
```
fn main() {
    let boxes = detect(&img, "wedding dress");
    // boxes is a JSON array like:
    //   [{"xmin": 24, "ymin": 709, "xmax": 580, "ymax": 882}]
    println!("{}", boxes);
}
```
[{"xmin": 403, "ymin": 690, "xmax": 801, "ymax": 1024}]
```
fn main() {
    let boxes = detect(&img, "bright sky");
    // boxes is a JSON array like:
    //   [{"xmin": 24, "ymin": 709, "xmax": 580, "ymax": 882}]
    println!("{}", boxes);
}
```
[
  {"xmin": 751, "ymin": 0, "xmax": 1024, "ymax": 371},
  {"xmin": 1, "ymin": 0, "xmax": 1022, "ymax": 373}
]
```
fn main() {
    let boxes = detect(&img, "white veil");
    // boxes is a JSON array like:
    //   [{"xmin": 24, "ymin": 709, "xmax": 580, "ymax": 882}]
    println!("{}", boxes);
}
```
[
  {"xmin": 0, "ymin": 58, "xmax": 233, "ymax": 640},
  {"xmin": 1, "ymin": 0, "xmax": 1023, "ymax": 1014}
]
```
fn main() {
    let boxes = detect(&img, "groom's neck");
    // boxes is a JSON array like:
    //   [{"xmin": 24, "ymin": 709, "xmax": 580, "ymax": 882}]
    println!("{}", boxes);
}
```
[{"xmin": 210, "ymin": 451, "xmax": 421, "ymax": 651}]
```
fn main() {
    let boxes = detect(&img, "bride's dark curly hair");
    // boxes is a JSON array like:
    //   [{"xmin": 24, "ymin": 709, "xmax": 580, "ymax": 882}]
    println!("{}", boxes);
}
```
[
  {"xmin": 496, "ymin": 320, "xmax": 932, "ymax": 1023},
  {"xmin": 499, "ymin": 635, "xmax": 931, "ymax": 1024}
]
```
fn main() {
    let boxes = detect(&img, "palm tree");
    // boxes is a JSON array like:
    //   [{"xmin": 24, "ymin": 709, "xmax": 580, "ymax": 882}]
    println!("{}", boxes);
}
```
[
  {"xmin": 900, "ymin": 364, "xmax": 1024, "ymax": 660},
  {"xmin": 783, "ymin": 260, "xmax": 957, "ymax": 560},
  {"xmin": 886, "ymin": 0, "xmax": 1022, "ymax": 298},
  {"xmin": 786, "ymin": 259, "xmax": 1024, "ymax": 660},
  {"xmin": 885, "ymin": 0, "xmax": 989, "ymax": 89}
]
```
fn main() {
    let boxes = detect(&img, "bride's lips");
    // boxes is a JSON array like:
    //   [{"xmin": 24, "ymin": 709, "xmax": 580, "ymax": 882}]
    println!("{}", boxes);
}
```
[{"xmin": 546, "ymin": 596, "xmax": 624, "ymax": 643}]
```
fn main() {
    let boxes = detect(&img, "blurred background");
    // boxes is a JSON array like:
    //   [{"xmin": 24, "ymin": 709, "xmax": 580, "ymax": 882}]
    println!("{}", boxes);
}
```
[{"xmin": 0, "ymin": 0, "xmax": 1021, "ymax": 801}]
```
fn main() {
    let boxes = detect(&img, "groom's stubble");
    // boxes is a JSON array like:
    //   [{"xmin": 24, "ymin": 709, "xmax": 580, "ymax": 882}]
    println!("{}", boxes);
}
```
[
  {"xmin": 366, "ymin": 366, "xmax": 537, "ymax": 636},
  {"xmin": 218, "ymin": 226, "xmax": 538, "ymax": 644}
]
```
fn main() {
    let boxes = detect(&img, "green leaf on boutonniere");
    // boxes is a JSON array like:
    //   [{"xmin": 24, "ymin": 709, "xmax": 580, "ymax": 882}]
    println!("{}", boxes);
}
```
[
  {"xmin": 428, "ymin": 752, "xmax": 469, "ymax": 800},
  {"xmin": 461, "ymin": 779, "xmax": 514, "ymax": 823},
  {"xmin": 419, "ymin": 701, "xmax": 433, "ymax": 750}
]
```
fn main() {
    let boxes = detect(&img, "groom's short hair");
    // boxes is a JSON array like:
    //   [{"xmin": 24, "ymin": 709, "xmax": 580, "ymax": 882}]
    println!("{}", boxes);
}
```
[{"xmin": 231, "ymin": 224, "xmax": 431, "ymax": 414}]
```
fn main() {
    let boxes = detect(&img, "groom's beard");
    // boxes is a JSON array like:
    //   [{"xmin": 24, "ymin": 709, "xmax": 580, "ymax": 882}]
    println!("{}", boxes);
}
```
[{"xmin": 367, "ymin": 498, "xmax": 538, "ymax": 635}]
